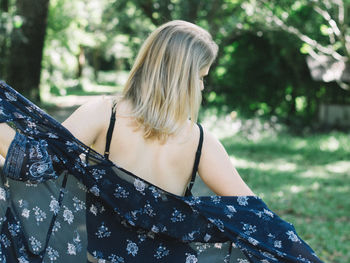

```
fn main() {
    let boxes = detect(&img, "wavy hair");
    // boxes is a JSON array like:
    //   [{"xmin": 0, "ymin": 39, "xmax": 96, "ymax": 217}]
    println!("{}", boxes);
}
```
[{"xmin": 122, "ymin": 20, "xmax": 218, "ymax": 141}]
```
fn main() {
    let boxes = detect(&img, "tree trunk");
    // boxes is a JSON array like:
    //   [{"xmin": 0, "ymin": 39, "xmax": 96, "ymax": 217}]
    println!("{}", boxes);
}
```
[
  {"xmin": 0, "ymin": 0, "xmax": 8, "ymax": 11},
  {"xmin": 93, "ymin": 48, "xmax": 100, "ymax": 81},
  {"xmin": 0, "ymin": 0, "xmax": 9, "ymax": 79},
  {"xmin": 6, "ymin": 0, "xmax": 50, "ymax": 101},
  {"xmin": 183, "ymin": 0, "xmax": 200, "ymax": 23},
  {"xmin": 76, "ymin": 45, "xmax": 85, "ymax": 79}
]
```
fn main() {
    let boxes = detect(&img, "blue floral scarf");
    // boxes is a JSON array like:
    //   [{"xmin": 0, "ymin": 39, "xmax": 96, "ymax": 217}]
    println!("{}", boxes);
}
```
[{"xmin": 0, "ymin": 81, "xmax": 324, "ymax": 263}]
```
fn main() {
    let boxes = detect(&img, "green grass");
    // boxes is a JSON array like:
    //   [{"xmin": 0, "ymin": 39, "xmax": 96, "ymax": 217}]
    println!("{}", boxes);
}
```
[{"xmin": 208, "ymin": 113, "xmax": 350, "ymax": 263}]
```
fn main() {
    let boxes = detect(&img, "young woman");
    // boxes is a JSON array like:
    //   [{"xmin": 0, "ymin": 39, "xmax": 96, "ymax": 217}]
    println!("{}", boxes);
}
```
[
  {"xmin": 0, "ymin": 20, "xmax": 323, "ymax": 262},
  {"xmin": 0, "ymin": 21, "xmax": 254, "ymax": 197}
]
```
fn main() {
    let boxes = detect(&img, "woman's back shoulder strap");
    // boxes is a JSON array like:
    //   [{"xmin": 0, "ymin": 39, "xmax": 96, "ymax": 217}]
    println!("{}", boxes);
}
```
[
  {"xmin": 104, "ymin": 99, "xmax": 117, "ymax": 159},
  {"xmin": 185, "ymin": 123, "xmax": 203, "ymax": 196}
]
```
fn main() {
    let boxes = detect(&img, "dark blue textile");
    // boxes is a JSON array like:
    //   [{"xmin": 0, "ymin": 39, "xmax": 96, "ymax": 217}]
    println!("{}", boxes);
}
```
[{"xmin": 0, "ymin": 81, "xmax": 324, "ymax": 262}]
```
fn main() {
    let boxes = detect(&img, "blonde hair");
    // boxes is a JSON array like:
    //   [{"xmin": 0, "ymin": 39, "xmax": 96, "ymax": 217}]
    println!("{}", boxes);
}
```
[{"xmin": 122, "ymin": 20, "xmax": 218, "ymax": 141}]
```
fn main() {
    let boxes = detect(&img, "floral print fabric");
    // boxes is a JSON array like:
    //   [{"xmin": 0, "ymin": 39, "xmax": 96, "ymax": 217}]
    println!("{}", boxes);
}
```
[{"xmin": 0, "ymin": 81, "xmax": 324, "ymax": 263}]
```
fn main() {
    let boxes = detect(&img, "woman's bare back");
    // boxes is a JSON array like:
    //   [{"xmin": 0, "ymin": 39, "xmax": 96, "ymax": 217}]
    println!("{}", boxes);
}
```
[
  {"xmin": 91, "ymin": 98, "xmax": 201, "ymax": 196},
  {"xmin": 62, "ymin": 96, "xmax": 254, "ymax": 197}
]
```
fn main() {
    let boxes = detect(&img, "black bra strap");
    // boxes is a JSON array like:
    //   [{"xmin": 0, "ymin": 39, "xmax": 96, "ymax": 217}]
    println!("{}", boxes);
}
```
[
  {"xmin": 104, "ymin": 100, "xmax": 117, "ymax": 159},
  {"xmin": 185, "ymin": 123, "xmax": 203, "ymax": 196}
]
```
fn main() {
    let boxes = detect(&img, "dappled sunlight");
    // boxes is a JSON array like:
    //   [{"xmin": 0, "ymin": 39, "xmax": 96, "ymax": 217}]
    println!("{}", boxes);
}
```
[
  {"xmin": 298, "ymin": 167, "xmax": 334, "ymax": 179},
  {"xmin": 276, "ymin": 191, "xmax": 284, "ymax": 197},
  {"xmin": 289, "ymin": 185, "xmax": 305, "ymax": 193},
  {"xmin": 284, "ymin": 182, "xmax": 319, "ymax": 194},
  {"xmin": 293, "ymin": 140, "xmax": 307, "ymax": 150},
  {"xmin": 335, "ymin": 185, "xmax": 350, "ymax": 193},
  {"xmin": 202, "ymin": 111, "xmax": 284, "ymax": 141},
  {"xmin": 230, "ymin": 156, "xmax": 298, "ymax": 172},
  {"xmin": 319, "ymin": 136, "xmax": 340, "ymax": 152},
  {"xmin": 325, "ymin": 161, "xmax": 350, "ymax": 174},
  {"xmin": 310, "ymin": 182, "xmax": 321, "ymax": 190}
]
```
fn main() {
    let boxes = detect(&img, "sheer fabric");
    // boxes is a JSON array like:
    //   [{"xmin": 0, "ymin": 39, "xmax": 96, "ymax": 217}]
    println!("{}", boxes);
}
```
[{"xmin": 0, "ymin": 81, "xmax": 324, "ymax": 263}]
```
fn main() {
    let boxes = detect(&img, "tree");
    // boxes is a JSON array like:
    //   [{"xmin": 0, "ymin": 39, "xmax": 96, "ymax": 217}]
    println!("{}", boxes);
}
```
[
  {"xmin": 245, "ymin": 0, "xmax": 350, "ymax": 90},
  {"xmin": 6, "ymin": 0, "xmax": 50, "ymax": 100}
]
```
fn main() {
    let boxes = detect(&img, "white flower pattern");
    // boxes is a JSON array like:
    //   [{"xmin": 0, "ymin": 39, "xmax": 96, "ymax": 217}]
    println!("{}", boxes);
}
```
[
  {"xmin": 29, "ymin": 236, "xmax": 42, "ymax": 252},
  {"xmin": 185, "ymin": 253, "xmax": 198, "ymax": 263},
  {"xmin": 33, "ymin": 206, "xmax": 47, "ymax": 225},
  {"xmin": 286, "ymin": 230, "xmax": 302, "ymax": 243},
  {"xmin": 0, "ymin": 187, "xmax": 6, "ymax": 201},
  {"xmin": 126, "ymin": 240, "xmax": 138, "ymax": 256},
  {"xmin": 49, "ymin": 196, "xmax": 60, "ymax": 215},
  {"xmin": 134, "ymin": 179, "xmax": 146, "ymax": 194},
  {"xmin": 63, "ymin": 207, "xmax": 74, "ymax": 224}
]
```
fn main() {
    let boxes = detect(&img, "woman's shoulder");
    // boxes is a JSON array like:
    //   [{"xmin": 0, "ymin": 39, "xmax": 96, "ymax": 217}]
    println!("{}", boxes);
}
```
[
  {"xmin": 62, "ymin": 95, "xmax": 117, "ymax": 147},
  {"xmin": 78, "ymin": 95, "xmax": 118, "ymax": 123}
]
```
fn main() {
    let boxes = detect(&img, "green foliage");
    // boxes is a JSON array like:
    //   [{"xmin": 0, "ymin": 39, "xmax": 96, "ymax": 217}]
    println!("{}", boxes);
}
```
[{"xmin": 42, "ymin": 0, "xmax": 133, "ymax": 89}]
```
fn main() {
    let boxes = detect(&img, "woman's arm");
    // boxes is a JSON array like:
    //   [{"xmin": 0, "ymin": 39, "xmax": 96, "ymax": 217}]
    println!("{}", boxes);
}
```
[
  {"xmin": 0, "ymin": 123, "xmax": 16, "ymax": 158},
  {"xmin": 198, "ymin": 128, "xmax": 255, "ymax": 196},
  {"xmin": 62, "ymin": 96, "xmax": 111, "ymax": 147}
]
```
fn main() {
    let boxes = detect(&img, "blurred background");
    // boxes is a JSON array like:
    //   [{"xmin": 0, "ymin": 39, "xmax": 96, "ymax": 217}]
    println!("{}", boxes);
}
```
[{"xmin": 0, "ymin": 0, "xmax": 349, "ymax": 262}]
